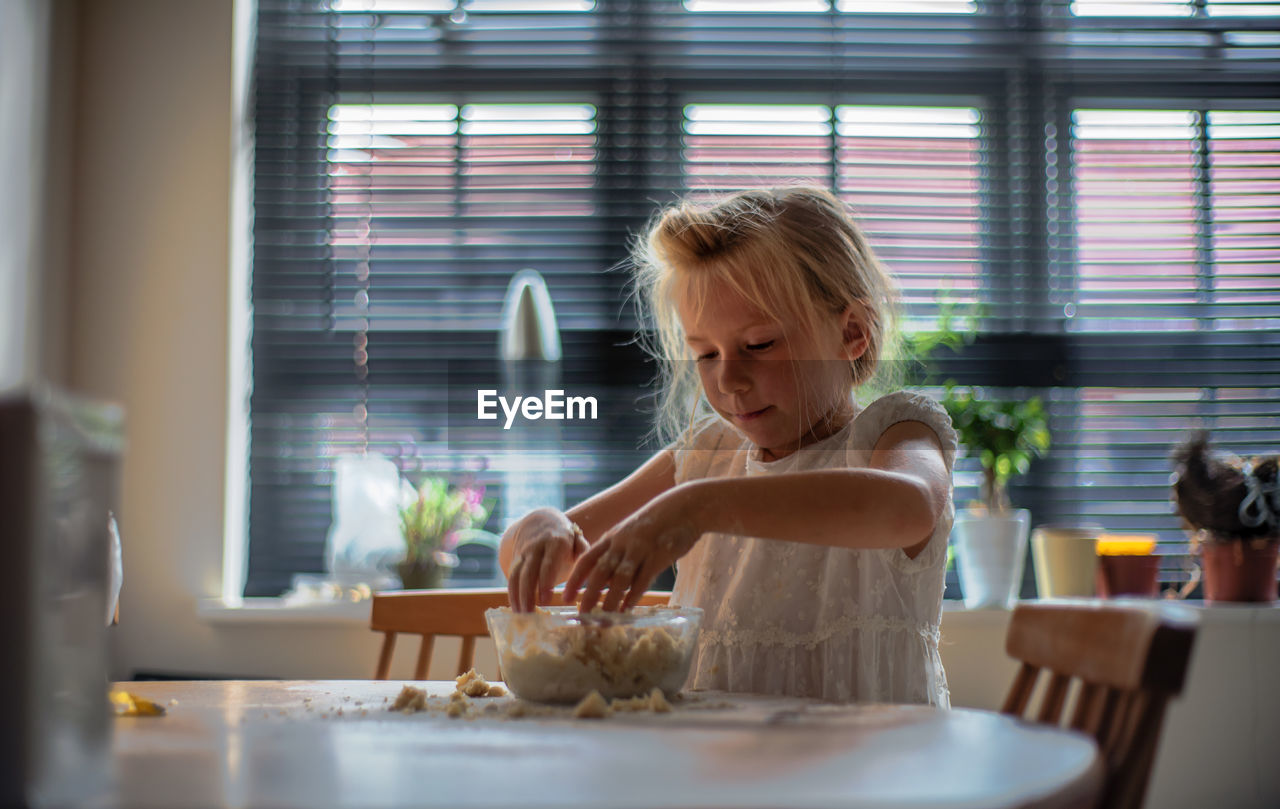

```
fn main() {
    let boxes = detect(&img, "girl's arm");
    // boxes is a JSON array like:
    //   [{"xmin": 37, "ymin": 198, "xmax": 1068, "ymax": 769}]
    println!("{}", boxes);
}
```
[
  {"xmin": 566, "ymin": 449, "xmax": 678, "ymax": 546},
  {"xmin": 564, "ymin": 420, "xmax": 949, "ymax": 611},
  {"xmin": 682, "ymin": 420, "xmax": 948, "ymax": 555},
  {"xmin": 498, "ymin": 448, "xmax": 676, "ymax": 611}
]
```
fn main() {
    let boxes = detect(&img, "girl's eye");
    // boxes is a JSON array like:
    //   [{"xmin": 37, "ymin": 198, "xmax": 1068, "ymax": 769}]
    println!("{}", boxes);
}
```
[{"xmin": 693, "ymin": 340, "xmax": 772, "ymax": 361}]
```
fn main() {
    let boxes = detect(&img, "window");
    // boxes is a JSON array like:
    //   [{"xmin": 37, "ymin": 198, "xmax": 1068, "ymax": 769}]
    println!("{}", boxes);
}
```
[
  {"xmin": 326, "ymin": 101, "xmax": 602, "ymax": 330},
  {"xmin": 1040, "ymin": 105, "xmax": 1279, "ymax": 585},
  {"xmin": 249, "ymin": 0, "xmax": 1279, "ymax": 598},
  {"xmin": 681, "ymin": 103, "xmax": 985, "ymax": 320}
]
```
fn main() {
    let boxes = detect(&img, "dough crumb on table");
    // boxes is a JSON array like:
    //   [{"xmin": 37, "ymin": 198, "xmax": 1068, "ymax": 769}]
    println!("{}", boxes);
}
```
[
  {"xmin": 445, "ymin": 694, "xmax": 469, "ymax": 719},
  {"xmin": 609, "ymin": 687, "xmax": 671, "ymax": 714},
  {"xmin": 506, "ymin": 701, "xmax": 529, "ymax": 719},
  {"xmin": 648, "ymin": 688, "xmax": 672, "ymax": 713},
  {"xmin": 392, "ymin": 685, "xmax": 428, "ymax": 713},
  {"xmin": 384, "ymin": 682, "xmax": 705, "ymax": 721},
  {"xmin": 572, "ymin": 690, "xmax": 611, "ymax": 719},
  {"xmin": 455, "ymin": 668, "xmax": 494, "ymax": 698},
  {"xmin": 610, "ymin": 695, "xmax": 648, "ymax": 713}
]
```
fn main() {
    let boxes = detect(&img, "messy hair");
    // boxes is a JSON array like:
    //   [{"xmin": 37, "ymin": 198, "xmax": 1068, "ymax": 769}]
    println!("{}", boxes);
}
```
[{"xmin": 630, "ymin": 185, "xmax": 902, "ymax": 445}]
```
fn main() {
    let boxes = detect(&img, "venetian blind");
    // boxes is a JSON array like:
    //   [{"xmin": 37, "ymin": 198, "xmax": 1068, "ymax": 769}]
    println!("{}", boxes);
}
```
[{"xmin": 248, "ymin": 0, "xmax": 1278, "ymax": 597}]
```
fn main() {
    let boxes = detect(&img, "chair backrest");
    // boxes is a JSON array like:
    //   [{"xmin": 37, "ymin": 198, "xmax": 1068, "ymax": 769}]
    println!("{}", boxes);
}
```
[
  {"xmin": 369, "ymin": 587, "xmax": 672, "ymax": 680},
  {"xmin": 1001, "ymin": 601, "xmax": 1197, "ymax": 809}
]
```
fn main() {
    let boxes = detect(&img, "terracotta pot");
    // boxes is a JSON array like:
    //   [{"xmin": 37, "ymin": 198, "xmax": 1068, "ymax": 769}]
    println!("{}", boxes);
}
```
[
  {"xmin": 1200, "ymin": 539, "xmax": 1279, "ymax": 604},
  {"xmin": 1095, "ymin": 554, "xmax": 1160, "ymax": 598},
  {"xmin": 396, "ymin": 559, "xmax": 447, "ymax": 590}
]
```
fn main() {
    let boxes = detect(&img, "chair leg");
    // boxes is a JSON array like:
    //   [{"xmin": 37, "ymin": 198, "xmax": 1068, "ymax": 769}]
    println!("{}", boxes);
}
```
[
  {"xmin": 375, "ymin": 632, "xmax": 396, "ymax": 680},
  {"xmin": 1001, "ymin": 662, "xmax": 1039, "ymax": 716},
  {"xmin": 458, "ymin": 635, "xmax": 476, "ymax": 678},
  {"xmin": 1095, "ymin": 688, "xmax": 1123, "ymax": 753},
  {"xmin": 1038, "ymin": 673, "xmax": 1071, "ymax": 724},
  {"xmin": 1103, "ymin": 696, "xmax": 1166, "ymax": 809},
  {"xmin": 1070, "ymin": 682, "xmax": 1104, "ymax": 736},
  {"xmin": 414, "ymin": 635, "xmax": 435, "ymax": 681}
]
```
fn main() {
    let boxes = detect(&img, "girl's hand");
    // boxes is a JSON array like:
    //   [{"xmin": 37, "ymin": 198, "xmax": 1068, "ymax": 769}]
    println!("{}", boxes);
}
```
[
  {"xmin": 563, "ymin": 490, "xmax": 703, "ymax": 613},
  {"xmin": 504, "ymin": 508, "xmax": 589, "ymax": 613}
]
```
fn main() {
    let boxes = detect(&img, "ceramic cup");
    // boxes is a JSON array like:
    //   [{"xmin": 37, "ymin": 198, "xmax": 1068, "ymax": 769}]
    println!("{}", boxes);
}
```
[
  {"xmin": 953, "ymin": 509, "xmax": 1031, "ymax": 609},
  {"xmin": 1031, "ymin": 524, "xmax": 1102, "ymax": 598}
]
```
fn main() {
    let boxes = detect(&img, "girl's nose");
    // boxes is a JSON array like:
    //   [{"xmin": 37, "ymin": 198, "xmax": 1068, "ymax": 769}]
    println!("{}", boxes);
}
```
[{"xmin": 716, "ymin": 357, "xmax": 752, "ymax": 395}]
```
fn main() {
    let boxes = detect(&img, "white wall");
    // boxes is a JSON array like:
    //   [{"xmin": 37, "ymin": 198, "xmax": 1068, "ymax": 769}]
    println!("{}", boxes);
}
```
[
  {"xmin": 55, "ymin": 3, "xmax": 1277, "ymax": 808},
  {"xmin": 1, "ymin": 0, "xmax": 72, "ymax": 391},
  {"xmin": 69, "ymin": 0, "xmax": 237, "ymax": 678},
  {"xmin": 0, "ymin": 0, "xmax": 47, "ymax": 390}
]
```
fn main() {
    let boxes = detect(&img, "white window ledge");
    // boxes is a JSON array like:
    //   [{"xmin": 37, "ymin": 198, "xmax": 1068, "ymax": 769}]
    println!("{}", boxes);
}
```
[
  {"xmin": 198, "ymin": 597, "xmax": 372, "ymax": 626},
  {"xmin": 198, "ymin": 595, "xmax": 1279, "ymax": 627}
]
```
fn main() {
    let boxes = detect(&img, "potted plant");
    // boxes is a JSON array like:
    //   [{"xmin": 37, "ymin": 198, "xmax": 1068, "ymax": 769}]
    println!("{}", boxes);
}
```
[
  {"xmin": 941, "ymin": 385, "xmax": 1051, "ymax": 608},
  {"xmin": 903, "ymin": 302, "xmax": 1052, "ymax": 607},
  {"xmin": 397, "ymin": 477, "xmax": 493, "ymax": 590},
  {"xmin": 1171, "ymin": 433, "xmax": 1279, "ymax": 603},
  {"xmin": 942, "ymin": 385, "xmax": 1051, "ymax": 514}
]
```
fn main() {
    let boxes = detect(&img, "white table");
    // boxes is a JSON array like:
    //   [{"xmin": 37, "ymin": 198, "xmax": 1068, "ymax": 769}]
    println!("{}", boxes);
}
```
[{"xmin": 109, "ymin": 680, "xmax": 1101, "ymax": 809}]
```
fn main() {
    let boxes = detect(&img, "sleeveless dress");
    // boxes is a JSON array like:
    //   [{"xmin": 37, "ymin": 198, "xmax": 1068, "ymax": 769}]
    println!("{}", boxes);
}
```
[{"xmin": 668, "ymin": 390, "xmax": 958, "ymax": 706}]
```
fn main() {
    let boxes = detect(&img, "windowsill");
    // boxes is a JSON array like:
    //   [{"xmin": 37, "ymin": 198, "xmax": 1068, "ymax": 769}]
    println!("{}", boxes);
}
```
[
  {"xmin": 199, "ymin": 593, "xmax": 1280, "ymax": 628},
  {"xmin": 942, "ymin": 597, "xmax": 1280, "ymax": 623},
  {"xmin": 198, "ymin": 597, "xmax": 372, "ymax": 626}
]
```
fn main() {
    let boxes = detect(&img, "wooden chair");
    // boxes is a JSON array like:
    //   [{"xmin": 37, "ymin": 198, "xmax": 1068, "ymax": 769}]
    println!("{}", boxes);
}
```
[
  {"xmin": 370, "ymin": 587, "xmax": 672, "ymax": 680},
  {"xmin": 1001, "ymin": 601, "xmax": 1197, "ymax": 809}
]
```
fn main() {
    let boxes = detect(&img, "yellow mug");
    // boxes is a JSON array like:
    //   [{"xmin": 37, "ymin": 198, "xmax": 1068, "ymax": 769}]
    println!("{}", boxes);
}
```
[{"xmin": 1031, "ymin": 524, "xmax": 1103, "ymax": 598}]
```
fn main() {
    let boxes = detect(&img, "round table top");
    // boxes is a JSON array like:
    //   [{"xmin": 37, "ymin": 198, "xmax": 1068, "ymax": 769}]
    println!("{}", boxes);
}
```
[{"xmin": 109, "ymin": 680, "xmax": 1101, "ymax": 809}]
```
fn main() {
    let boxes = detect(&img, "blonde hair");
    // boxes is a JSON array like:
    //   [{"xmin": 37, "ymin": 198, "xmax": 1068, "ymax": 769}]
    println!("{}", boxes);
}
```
[{"xmin": 631, "ymin": 185, "xmax": 902, "ymax": 445}]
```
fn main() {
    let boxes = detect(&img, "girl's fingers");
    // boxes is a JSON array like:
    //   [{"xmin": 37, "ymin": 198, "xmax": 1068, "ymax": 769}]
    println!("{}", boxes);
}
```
[
  {"xmin": 509, "ymin": 552, "xmax": 524, "ymax": 609},
  {"xmin": 621, "ymin": 558, "xmax": 666, "ymax": 611},
  {"xmin": 506, "ymin": 554, "xmax": 523, "ymax": 610},
  {"xmin": 537, "ymin": 545, "xmax": 561, "ymax": 606},
  {"xmin": 562, "ymin": 540, "xmax": 608, "ymax": 603},
  {"xmin": 509, "ymin": 551, "xmax": 525, "ymax": 612},
  {"xmin": 519, "ymin": 544, "xmax": 546, "ymax": 613},
  {"xmin": 575, "ymin": 548, "xmax": 621, "ymax": 613},
  {"xmin": 601, "ymin": 553, "xmax": 643, "ymax": 613}
]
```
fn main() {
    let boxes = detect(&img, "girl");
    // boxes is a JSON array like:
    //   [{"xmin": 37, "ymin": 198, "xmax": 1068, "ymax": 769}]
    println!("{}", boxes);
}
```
[{"xmin": 498, "ymin": 186, "xmax": 956, "ymax": 705}]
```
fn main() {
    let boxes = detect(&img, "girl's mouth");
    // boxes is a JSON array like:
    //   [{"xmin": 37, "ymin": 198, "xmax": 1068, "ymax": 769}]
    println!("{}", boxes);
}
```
[{"xmin": 735, "ymin": 406, "xmax": 771, "ymax": 422}]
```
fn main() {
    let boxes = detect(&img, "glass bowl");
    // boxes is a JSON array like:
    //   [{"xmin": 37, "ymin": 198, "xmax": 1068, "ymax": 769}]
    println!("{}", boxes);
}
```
[{"xmin": 484, "ymin": 605, "xmax": 703, "ymax": 704}]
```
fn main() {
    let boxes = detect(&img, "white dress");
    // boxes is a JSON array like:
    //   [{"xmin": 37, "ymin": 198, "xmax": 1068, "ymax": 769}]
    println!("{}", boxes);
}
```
[{"xmin": 668, "ymin": 390, "xmax": 958, "ymax": 706}]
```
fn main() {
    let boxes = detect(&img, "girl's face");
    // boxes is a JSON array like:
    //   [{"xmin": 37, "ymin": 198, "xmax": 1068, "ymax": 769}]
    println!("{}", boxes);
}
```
[{"xmin": 678, "ymin": 277, "xmax": 867, "ymax": 461}]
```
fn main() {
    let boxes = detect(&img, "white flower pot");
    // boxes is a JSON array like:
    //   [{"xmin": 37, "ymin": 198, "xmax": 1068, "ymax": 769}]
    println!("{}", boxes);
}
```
[{"xmin": 952, "ymin": 508, "xmax": 1031, "ymax": 609}]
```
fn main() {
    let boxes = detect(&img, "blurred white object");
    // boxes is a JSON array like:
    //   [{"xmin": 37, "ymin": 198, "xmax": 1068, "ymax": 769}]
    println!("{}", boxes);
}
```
[
  {"xmin": 500, "ymin": 270, "xmax": 565, "ymax": 528},
  {"xmin": 281, "ymin": 574, "xmax": 380, "ymax": 606},
  {"xmin": 107, "ymin": 511, "xmax": 123, "ymax": 626},
  {"xmin": 952, "ymin": 509, "xmax": 1031, "ymax": 609},
  {"xmin": 501, "ymin": 268, "xmax": 562, "ymax": 362},
  {"xmin": 324, "ymin": 453, "xmax": 414, "ymax": 584}
]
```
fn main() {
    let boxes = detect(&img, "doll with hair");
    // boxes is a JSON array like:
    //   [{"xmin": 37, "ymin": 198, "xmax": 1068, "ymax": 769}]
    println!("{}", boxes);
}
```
[
  {"xmin": 499, "ymin": 186, "xmax": 956, "ymax": 705},
  {"xmin": 1172, "ymin": 432, "xmax": 1280, "ymax": 540}
]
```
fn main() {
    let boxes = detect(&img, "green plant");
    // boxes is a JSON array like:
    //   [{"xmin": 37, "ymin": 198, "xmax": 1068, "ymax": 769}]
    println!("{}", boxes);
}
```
[
  {"xmin": 941, "ymin": 384, "xmax": 1050, "ymax": 513},
  {"xmin": 901, "ymin": 299, "xmax": 979, "ymax": 366},
  {"xmin": 906, "ymin": 299, "xmax": 1051, "ymax": 513},
  {"xmin": 399, "ymin": 478, "xmax": 493, "ymax": 566}
]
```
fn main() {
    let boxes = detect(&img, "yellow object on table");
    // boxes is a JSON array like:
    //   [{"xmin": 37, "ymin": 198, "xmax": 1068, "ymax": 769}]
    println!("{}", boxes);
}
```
[
  {"xmin": 109, "ymin": 689, "xmax": 166, "ymax": 717},
  {"xmin": 1095, "ymin": 534, "xmax": 1157, "ymax": 556}
]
